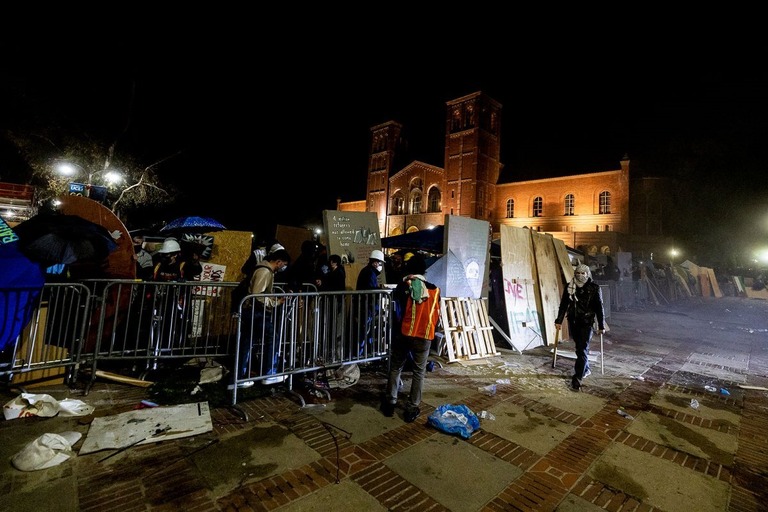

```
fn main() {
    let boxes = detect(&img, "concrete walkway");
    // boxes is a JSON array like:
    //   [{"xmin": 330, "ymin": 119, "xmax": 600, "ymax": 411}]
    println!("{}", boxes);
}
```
[{"xmin": 1, "ymin": 296, "xmax": 767, "ymax": 511}]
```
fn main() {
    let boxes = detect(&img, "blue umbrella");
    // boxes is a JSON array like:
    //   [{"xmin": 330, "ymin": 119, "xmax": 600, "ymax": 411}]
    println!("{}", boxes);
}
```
[
  {"xmin": 159, "ymin": 215, "xmax": 226, "ymax": 233},
  {"xmin": 0, "ymin": 216, "xmax": 45, "ymax": 353}
]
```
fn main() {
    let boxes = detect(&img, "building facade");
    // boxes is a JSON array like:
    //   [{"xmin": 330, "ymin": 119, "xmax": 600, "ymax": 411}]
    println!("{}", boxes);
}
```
[{"xmin": 338, "ymin": 91, "xmax": 670, "ymax": 260}]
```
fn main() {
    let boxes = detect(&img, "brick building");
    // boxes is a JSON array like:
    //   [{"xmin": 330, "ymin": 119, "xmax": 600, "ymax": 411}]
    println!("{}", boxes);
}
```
[{"xmin": 338, "ymin": 91, "xmax": 671, "ymax": 261}]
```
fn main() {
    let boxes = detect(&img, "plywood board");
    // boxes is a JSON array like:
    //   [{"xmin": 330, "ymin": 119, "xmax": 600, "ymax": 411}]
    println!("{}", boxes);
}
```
[
  {"xmin": 443, "ymin": 215, "xmax": 490, "ymax": 299},
  {"xmin": 499, "ymin": 226, "xmax": 544, "ymax": 352},
  {"xmin": 323, "ymin": 210, "xmax": 382, "ymax": 290},
  {"xmin": 705, "ymin": 267, "xmax": 723, "ymax": 297},
  {"xmin": 531, "ymin": 232, "xmax": 561, "ymax": 346},
  {"xmin": 80, "ymin": 402, "xmax": 213, "ymax": 454}
]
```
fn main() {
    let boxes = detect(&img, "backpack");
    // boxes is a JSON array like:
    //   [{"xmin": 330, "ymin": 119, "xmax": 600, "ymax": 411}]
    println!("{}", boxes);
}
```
[{"xmin": 230, "ymin": 275, "xmax": 250, "ymax": 313}]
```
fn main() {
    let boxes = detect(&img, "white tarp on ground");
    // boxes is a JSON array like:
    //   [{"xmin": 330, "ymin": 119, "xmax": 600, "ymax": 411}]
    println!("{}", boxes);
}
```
[{"xmin": 79, "ymin": 402, "xmax": 212, "ymax": 454}]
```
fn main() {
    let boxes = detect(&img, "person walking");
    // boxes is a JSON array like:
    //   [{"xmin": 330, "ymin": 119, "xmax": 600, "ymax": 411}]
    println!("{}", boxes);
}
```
[
  {"xmin": 237, "ymin": 248, "xmax": 291, "ymax": 387},
  {"xmin": 381, "ymin": 252, "xmax": 440, "ymax": 422},
  {"xmin": 554, "ymin": 263, "xmax": 606, "ymax": 392}
]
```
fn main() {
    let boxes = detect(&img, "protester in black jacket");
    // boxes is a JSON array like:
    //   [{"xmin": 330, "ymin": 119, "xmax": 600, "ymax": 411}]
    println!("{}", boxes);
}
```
[{"xmin": 555, "ymin": 263, "xmax": 605, "ymax": 392}]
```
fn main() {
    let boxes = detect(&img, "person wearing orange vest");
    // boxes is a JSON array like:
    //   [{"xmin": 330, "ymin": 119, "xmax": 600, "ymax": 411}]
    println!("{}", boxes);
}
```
[{"xmin": 381, "ymin": 252, "xmax": 440, "ymax": 423}]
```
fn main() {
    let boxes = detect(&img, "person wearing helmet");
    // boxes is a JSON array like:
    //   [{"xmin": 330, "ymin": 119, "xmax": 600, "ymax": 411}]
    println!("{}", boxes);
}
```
[
  {"xmin": 356, "ymin": 249, "xmax": 386, "ymax": 291},
  {"xmin": 354, "ymin": 249, "xmax": 387, "ymax": 357},
  {"xmin": 152, "ymin": 238, "xmax": 202, "ymax": 282},
  {"xmin": 148, "ymin": 238, "xmax": 204, "ymax": 354}
]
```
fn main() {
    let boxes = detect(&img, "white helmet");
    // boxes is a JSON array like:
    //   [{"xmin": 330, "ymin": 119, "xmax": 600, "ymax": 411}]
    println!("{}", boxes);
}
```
[
  {"xmin": 158, "ymin": 239, "xmax": 181, "ymax": 254},
  {"xmin": 370, "ymin": 249, "xmax": 385, "ymax": 262}
]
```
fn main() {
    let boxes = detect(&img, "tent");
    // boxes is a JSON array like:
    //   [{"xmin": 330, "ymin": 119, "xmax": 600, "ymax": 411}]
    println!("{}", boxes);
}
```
[
  {"xmin": 382, "ymin": 225, "xmax": 501, "ymax": 257},
  {"xmin": 381, "ymin": 226, "xmax": 445, "ymax": 253}
]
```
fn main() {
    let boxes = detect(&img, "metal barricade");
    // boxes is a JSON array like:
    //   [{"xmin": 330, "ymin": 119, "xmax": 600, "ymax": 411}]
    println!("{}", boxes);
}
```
[
  {"xmin": 229, "ymin": 288, "xmax": 392, "ymax": 408},
  {"xmin": 77, "ymin": 279, "xmax": 240, "ymax": 393},
  {"xmin": 2, "ymin": 278, "xmax": 392, "ymax": 409},
  {"xmin": 1, "ymin": 283, "xmax": 91, "ymax": 389}
]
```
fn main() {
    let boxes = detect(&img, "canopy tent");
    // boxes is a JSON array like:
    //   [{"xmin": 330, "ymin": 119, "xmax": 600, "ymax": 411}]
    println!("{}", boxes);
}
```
[
  {"xmin": 382, "ymin": 225, "xmax": 501, "ymax": 257},
  {"xmin": 381, "ymin": 226, "xmax": 445, "ymax": 253}
]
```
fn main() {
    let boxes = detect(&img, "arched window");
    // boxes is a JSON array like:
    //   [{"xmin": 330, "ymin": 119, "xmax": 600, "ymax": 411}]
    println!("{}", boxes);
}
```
[
  {"xmin": 599, "ymin": 191, "xmax": 611, "ymax": 214},
  {"xmin": 564, "ymin": 194, "xmax": 574, "ymax": 216},
  {"xmin": 391, "ymin": 193, "xmax": 405, "ymax": 215},
  {"xmin": 533, "ymin": 196, "xmax": 543, "ymax": 217},
  {"xmin": 506, "ymin": 199, "xmax": 514, "ymax": 218},
  {"xmin": 410, "ymin": 179, "xmax": 423, "ymax": 214},
  {"xmin": 427, "ymin": 187, "xmax": 441, "ymax": 213}
]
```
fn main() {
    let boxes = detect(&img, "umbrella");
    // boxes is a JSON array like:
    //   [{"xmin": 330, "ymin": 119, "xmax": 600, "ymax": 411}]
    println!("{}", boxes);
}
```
[
  {"xmin": 13, "ymin": 213, "xmax": 119, "ymax": 266},
  {"xmin": 159, "ymin": 216, "xmax": 226, "ymax": 233}
]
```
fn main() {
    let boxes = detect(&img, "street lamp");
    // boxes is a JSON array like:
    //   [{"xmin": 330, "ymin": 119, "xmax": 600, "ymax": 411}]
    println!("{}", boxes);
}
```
[
  {"xmin": 55, "ymin": 162, "xmax": 123, "ymax": 186},
  {"xmin": 54, "ymin": 161, "xmax": 125, "ymax": 205},
  {"xmin": 669, "ymin": 248, "xmax": 680, "ymax": 266}
]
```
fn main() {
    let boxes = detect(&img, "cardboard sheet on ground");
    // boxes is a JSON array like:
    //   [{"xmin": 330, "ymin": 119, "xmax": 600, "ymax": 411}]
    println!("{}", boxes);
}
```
[{"xmin": 79, "ymin": 402, "xmax": 212, "ymax": 454}]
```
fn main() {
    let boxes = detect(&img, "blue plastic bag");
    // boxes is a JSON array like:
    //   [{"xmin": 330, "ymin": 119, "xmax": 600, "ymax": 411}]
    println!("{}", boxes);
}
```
[{"xmin": 427, "ymin": 404, "xmax": 481, "ymax": 439}]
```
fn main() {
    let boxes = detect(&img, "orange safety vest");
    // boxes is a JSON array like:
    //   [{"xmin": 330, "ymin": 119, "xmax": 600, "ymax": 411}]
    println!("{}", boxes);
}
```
[{"xmin": 401, "ymin": 286, "xmax": 440, "ymax": 340}]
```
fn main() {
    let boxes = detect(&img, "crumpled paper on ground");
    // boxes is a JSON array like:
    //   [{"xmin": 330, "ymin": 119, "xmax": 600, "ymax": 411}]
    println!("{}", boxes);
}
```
[
  {"xmin": 3, "ymin": 393, "xmax": 94, "ymax": 420},
  {"xmin": 12, "ymin": 431, "xmax": 82, "ymax": 471}
]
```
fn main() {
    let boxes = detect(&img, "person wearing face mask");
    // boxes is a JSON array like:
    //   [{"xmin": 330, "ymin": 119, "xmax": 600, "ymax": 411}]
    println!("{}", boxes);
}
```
[
  {"xmin": 356, "ymin": 249, "xmax": 386, "ymax": 291},
  {"xmin": 354, "ymin": 249, "xmax": 386, "ymax": 356},
  {"xmin": 555, "ymin": 263, "xmax": 606, "ymax": 392},
  {"xmin": 234, "ymin": 248, "xmax": 291, "ymax": 388}
]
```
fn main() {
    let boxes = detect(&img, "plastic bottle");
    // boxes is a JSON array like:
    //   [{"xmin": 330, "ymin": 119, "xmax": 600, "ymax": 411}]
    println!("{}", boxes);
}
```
[
  {"xmin": 690, "ymin": 399, "xmax": 699, "ymax": 409},
  {"xmin": 617, "ymin": 409, "xmax": 634, "ymax": 420},
  {"xmin": 704, "ymin": 385, "xmax": 717, "ymax": 392}
]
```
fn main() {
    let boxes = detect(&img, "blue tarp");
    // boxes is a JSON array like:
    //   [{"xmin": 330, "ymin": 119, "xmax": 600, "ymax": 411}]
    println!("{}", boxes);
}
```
[{"xmin": 0, "ymin": 216, "xmax": 45, "ymax": 353}]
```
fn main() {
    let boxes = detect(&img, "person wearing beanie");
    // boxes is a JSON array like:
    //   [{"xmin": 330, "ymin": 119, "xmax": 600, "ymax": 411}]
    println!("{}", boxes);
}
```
[{"xmin": 554, "ymin": 263, "xmax": 606, "ymax": 391}]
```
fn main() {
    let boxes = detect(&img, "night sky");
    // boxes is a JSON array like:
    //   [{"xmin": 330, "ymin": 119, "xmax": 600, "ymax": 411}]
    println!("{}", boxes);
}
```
[{"xmin": 2, "ymin": 31, "xmax": 767, "ymax": 266}]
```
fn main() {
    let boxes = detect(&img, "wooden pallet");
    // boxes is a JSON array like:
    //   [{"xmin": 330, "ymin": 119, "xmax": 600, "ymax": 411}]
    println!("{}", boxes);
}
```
[{"xmin": 438, "ymin": 297, "xmax": 499, "ymax": 362}]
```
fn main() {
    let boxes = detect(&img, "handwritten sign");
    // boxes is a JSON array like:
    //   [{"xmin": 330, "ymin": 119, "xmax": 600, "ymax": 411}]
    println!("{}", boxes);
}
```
[{"xmin": 193, "ymin": 262, "xmax": 226, "ymax": 296}]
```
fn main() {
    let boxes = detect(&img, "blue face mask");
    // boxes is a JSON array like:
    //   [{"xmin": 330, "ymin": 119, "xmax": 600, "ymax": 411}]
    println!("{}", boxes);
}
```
[{"xmin": 278, "ymin": 264, "xmax": 287, "ymax": 272}]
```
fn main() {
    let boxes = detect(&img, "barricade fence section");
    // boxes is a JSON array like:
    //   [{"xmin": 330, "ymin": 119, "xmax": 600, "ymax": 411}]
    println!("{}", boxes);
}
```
[
  {"xmin": 1, "ymin": 283, "xmax": 91, "ymax": 387},
  {"xmin": 230, "ymin": 288, "xmax": 392, "ymax": 405},
  {"xmin": 2, "ymin": 280, "xmax": 392, "ymax": 407}
]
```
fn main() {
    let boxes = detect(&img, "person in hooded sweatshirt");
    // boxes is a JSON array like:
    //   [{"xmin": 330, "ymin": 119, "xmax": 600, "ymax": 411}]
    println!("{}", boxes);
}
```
[{"xmin": 555, "ymin": 263, "xmax": 606, "ymax": 392}]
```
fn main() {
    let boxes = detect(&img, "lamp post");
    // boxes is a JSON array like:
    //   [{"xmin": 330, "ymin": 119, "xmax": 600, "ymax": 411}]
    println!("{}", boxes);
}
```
[{"xmin": 55, "ymin": 161, "xmax": 124, "ymax": 203}]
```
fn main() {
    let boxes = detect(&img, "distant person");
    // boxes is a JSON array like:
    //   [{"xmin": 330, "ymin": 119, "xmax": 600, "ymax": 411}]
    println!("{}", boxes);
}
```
[
  {"xmin": 282, "ymin": 239, "xmax": 319, "ymax": 292},
  {"xmin": 554, "ymin": 263, "xmax": 606, "ymax": 392},
  {"xmin": 385, "ymin": 250, "xmax": 407, "ymax": 285},
  {"xmin": 132, "ymin": 233, "xmax": 153, "ymax": 280},
  {"xmin": 381, "ymin": 252, "xmax": 440, "ymax": 422},
  {"xmin": 316, "ymin": 254, "xmax": 346, "ymax": 292}
]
